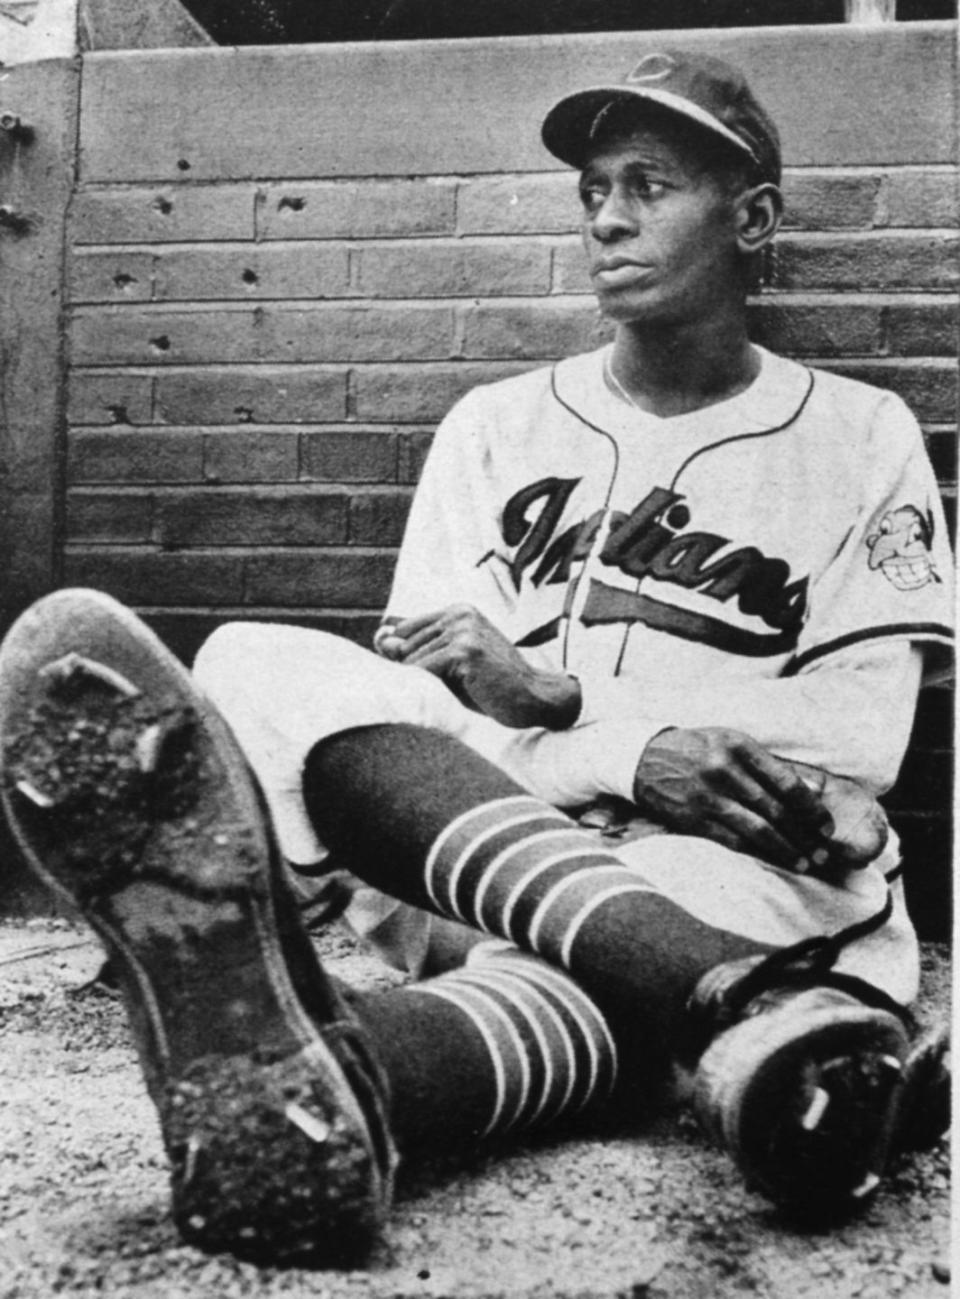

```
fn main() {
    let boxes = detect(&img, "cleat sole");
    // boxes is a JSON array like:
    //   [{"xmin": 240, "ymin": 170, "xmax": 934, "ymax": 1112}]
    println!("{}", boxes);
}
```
[
  {"xmin": 0, "ymin": 589, "xmax": 396, "ymax": 1264},
  {"xmin": 692, "ymin": 989, "xmax": 909, "ymax": 1214}
]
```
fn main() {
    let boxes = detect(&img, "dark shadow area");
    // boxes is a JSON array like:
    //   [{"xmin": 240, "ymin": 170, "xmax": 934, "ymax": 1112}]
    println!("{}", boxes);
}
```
[{"xmin": 178, "ymin": 0, "xmax": 955, "ymax": 45}]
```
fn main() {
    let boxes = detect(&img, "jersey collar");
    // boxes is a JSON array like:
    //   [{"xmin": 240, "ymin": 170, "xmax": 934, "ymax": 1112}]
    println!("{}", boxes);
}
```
[{"xmin": 552, "ymin": 344, "xmax": 813, "ymax": 445}]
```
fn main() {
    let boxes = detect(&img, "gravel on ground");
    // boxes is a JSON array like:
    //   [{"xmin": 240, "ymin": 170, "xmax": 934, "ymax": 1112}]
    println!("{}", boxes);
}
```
[{"xmin": 0, "ymin": 917, "xmax": 950, "ymax": 1299}]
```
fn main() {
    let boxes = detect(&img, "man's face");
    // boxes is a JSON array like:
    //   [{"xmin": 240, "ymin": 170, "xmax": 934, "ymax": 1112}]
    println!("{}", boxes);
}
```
[{"xmin": 579, "ymin": 119, "xmax": 744, "ymax": 327}]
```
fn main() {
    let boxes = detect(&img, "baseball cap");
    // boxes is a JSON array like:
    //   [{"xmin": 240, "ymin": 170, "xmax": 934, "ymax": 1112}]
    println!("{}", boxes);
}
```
[{"xmin": 541, "ymin": 50, "xmax": 781, "ymax": 186}]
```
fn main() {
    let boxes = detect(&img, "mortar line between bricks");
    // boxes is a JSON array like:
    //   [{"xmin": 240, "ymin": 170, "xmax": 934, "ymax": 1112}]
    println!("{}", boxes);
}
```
[
  {"xmin": 72, "ymin": 362, "xmax": 537, "ymax": 372},
  {"xmin": 68, "ymin": 421, "xmax": 440, "ymax": 432},
  {"xmin": 69, "ymin": 294, "xmax": 574, "ymax": 309},
  {"xmin": 145, "ymin": 251, "xmax": 157, "ymax": 303},
  {"xmin": 72, "ymin": 357, "xmax": 960, "ymax": 372},
  {"xmin": 294, "ymin": 426, "xmax": 304, "ymax": 481},
  {"xmin": 67, "ymin": 291, "xmax": 960, "ymax": 309},
  {"xmin": 239, "ymin": 553, "xmax": 252, "ymax": 605},
  {"xmin": 253, "ymin": 186, "xmax": 265, "ymax": 243},
  {"xmin": 135, "ymin": 605, "xmax": 385, "ymax": 616},
  {"xmin": 453, "ymin": 177, "xmax": 464, "ymax": 237},
  {"xmin": 147, "ymin": 494, "xmax": 160, "ymax": 545},
  {"xmin": 71, "ymin": 422, "xmax": 435, "ymax": 433},
  {"xmin": 810, "ymin": 357, "xmax": 956, "ymax": 368},
  {"xmin": 69, "ymin": 234, "xmax": 595, "ymax": 253},
  {"xmin": 777, "ymin": 229, "xmax": 960, "ymax": 241},
  {"xmin": 752, "ymin": 291, "xmax": 956, "ymax": 303},
  {"xmin": 68, "ymin": 484, "xmax": 405, "ymax": 497},
  {"xmin": 71, "ymin": 298, "xmax": 548, "ymax": 315},
  {"xmin": 452, "ymin": 303, "xmax": 467, "ymax": 358},
  {"xmin": 64, "ymin": 543, "xmax": 402, "ymax": 557},
  {"xmin": 879, "ymin": 304, "xmax": 891, "ymax": 358}
]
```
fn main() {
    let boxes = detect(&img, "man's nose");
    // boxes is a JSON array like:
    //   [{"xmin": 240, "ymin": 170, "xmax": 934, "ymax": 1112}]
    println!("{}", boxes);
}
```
[{"xmin": 588, "ymin": 190, "xmax": 637, "ymax": 242}]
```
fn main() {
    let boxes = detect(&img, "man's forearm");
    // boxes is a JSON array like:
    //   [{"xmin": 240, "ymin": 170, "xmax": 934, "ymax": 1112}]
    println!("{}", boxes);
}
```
[{"xmin": 571, "ymin": 642, "xmax": 922, "ymax": 795}]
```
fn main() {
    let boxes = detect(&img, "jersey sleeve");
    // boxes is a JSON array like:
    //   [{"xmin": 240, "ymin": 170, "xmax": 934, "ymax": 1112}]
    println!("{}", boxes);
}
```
[
  {"xmin": 565, "ymin": 640, "xmax": 921, "ymax": 794},
  {"xmin": 383, "ymin": 388, "xmax": 519, "ymax": 631},
  {"xmin": 790, "ymin": 391, "xmax": 954, "ymax": 683}
]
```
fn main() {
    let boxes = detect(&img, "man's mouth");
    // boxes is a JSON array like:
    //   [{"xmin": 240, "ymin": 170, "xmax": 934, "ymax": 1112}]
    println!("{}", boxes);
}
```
[{"xmin": 591, "ymin": 258, "xmax": 653, "ymax": 286}]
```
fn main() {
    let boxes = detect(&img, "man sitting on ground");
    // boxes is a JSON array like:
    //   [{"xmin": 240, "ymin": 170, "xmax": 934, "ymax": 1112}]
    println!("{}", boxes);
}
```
[{"xmin": 0, "ymin": 50, "xmax": 951, "ymax": 1266}]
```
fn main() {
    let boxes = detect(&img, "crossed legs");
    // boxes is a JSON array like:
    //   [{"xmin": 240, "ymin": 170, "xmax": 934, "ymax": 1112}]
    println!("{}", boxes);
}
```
[
  {"xmin": 187, "ymin": 616, "xmax": 946, "ymax": 1205},
  {"xmin": 0, "ymin": 595, "xmax": 946, "ymax": 1266}
]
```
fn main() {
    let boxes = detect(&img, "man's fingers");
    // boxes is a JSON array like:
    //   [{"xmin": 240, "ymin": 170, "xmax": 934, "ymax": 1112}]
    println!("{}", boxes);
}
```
[
  {"xmin": 706, "ymin": 801, "xmax": 805, "ymax": 871},
  {"xmin": 713, "ymin": 768, "xmax": 787, "ymax": 835},
  {"xmin": 400, "ymin": 646, "xmax": 479, "ymax": 711},
  {"xmin": 715, "ymin": 765, "xmax": 833, "ymax": 858},
  {"xmin": 737, "ymin": 741, "xmax": 835, "ymax": 837},
  {"xmin": 392, "ymin": 621, "xmax": 449, "ymax": 658},
  {"xmin": 391, "ymin": 607, "xmax": 492, "ymax": 659},
  {"xmin": 402, "ymin": 642, "xmax": 457, "ymax": 673},
  {"xmin": 390, "ymin": 610, "xmax": 451, "ymax": 640}
]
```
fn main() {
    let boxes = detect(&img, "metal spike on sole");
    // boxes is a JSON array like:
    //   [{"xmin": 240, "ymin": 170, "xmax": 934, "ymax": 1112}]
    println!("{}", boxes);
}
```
[
  {"xmin": 800, "ymin": 1086, "xmax": 831, "ymax": 1131},
  {"xmin": 850, "ymin": 1171, "xmax": 881, "ymax": 1200},
  {"xmin": 183, "ymin": 1135, "xmax": 201, "ymax": 1186},
  {"xmin": 14, "ymin": 778, "xmax": 56, "ymax": 808},
  {"xmin": 285, "ymin": 1102, "xmax": 332, "ymax": 1144},
  {"xmin": 135, "ymin": 723, "xmax": 164, "ymax": 774},
  {"xmin": 39, "ymin": 652, "xmax": 142, "ymax": 699}
]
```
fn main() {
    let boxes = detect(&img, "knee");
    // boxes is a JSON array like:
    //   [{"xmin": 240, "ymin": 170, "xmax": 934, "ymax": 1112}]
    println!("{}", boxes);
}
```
[
  {"xmin": 193, "ymin": 621, "xmax": 387, "ymax": 710},
  {"xmin": 193, "ymin": 621, "xmax": 265, "ymax": 691}
]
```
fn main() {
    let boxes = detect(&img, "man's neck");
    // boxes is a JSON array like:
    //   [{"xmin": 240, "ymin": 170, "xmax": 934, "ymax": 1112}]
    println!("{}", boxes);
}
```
[{"xmin": 609, "ymin": 314, "xmax": 760, "ymax": 420}]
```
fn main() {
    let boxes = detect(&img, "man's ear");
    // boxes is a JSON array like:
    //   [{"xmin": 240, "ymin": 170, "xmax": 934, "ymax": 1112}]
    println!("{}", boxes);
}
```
[{"xmin": 734, "ymin": 183, "xmax": 783, "ymax": 255}]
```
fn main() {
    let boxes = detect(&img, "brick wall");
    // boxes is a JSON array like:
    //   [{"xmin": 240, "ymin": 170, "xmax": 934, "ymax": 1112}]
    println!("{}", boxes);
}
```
[{"xmin": 29, "ymin": 24, "xmax": 960, "ymax": 925}]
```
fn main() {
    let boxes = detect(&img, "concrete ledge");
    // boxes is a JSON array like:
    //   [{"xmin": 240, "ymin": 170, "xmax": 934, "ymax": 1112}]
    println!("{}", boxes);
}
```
[{"xmin": 78, "ymin": 22, "xmax": 956, "ymax": 182}]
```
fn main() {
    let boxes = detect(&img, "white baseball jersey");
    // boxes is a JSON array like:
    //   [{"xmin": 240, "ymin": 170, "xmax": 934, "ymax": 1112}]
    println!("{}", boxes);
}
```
[
  {"xmin": 386, "ymin": 344, "xmax": 953, "ymax": 797},
  {"xmin": 195, "ymin": 343, "xmax": 951, "ymax": 996}
]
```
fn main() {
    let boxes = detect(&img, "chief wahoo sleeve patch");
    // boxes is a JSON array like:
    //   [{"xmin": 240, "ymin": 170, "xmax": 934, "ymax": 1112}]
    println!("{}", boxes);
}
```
[{"xmin": 866, "ymin": 503, "xmax": 942, "ymax": 592}]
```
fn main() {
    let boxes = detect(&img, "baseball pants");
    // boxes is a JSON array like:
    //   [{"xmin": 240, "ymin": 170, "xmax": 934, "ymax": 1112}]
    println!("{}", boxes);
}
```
[{"xmin": 193, "ymin": 622, "xmax": 919, "ymax": 1006}]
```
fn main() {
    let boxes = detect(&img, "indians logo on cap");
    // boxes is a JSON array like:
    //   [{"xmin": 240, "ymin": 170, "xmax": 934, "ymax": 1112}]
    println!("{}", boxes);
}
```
[{"xmin": 626, "ymin": 53, "xmax": 677, "ymax": 84}]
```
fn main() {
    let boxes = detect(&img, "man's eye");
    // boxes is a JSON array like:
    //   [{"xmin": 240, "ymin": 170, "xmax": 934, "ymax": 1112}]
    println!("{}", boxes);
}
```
[
  {"xmin": 633, "ymin": 176, "xmax": 666, "ymax": 199},
  {"xmin": 579, "ymin": 184, "xmax": 605, "ymax": 212}
]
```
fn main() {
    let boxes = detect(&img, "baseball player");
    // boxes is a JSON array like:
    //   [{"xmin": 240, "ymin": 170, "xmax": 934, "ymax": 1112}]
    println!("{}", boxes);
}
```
[{"xmin": 0, "ymin": 51, "xmax": 952, "ymax": 1267}]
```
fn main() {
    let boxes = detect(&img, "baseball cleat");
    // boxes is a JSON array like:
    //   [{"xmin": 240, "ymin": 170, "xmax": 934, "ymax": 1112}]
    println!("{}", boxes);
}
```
[
  {"xmin": 0, "ymin": 589, "xmax": 396, "ymax": 1265},
  {"xmin": 684, "ymin": 953, "xmax": 948, "ymax": 1216}
]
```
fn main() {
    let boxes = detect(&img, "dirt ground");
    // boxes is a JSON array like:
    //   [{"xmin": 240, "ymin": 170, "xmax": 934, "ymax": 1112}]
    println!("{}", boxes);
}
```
[{"xmin": 0, "ymin": 916, "xmax": 951, "ymax": 1299}]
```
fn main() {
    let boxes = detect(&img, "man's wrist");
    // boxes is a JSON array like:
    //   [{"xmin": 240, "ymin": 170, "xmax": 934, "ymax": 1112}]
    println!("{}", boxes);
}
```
[
  {"xmin": 632, "ymin": 727, "xmax": 678, "ymax": 806},
  {"xmin": 531, "ymin": 670, "xmax": 582, "ymax": 730}
]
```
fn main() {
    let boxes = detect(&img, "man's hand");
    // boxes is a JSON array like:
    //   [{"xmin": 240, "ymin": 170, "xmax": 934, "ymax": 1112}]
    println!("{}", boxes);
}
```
[
  {"xmin": 633, "ymin": 727, "xmax": 845, "ymax": 873},
  {"xmin": 377, "ymin": 605, "xmax": 581, "ymax": 730},
  {"xmin": 786, "ymin": 761, "xmax": 889, "ymax": 872}
]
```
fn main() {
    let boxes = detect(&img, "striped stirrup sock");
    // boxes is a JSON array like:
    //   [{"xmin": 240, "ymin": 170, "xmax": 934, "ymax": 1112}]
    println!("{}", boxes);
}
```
[
  {"xmin": 415, "ymin": 942, "xmax": 618, "ymax": 1139},
  {"xmin": 424, "ymin": 795, "xmax": 655, "ymax": 968},
  {"xmin": 308, "ymin": 725, "xmax": 770, "ymax": 1060}
]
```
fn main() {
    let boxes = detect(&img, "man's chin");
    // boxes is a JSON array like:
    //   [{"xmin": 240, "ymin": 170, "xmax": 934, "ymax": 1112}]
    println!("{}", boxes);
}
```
[{"xmin": 594, "ymin": 294, "xmax": 669, "ymax": 327}]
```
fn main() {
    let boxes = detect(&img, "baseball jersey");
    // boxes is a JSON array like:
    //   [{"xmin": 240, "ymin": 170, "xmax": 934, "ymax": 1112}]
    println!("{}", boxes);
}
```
[{"xmin": 385, "ymin": 345, "xmax": 953, "ymax": 784}]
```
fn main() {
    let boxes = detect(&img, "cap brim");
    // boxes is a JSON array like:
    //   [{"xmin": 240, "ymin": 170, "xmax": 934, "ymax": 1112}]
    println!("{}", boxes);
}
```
[{"xmin": 541, "ymin": 84, "xmax": 758, "ymax": 170}]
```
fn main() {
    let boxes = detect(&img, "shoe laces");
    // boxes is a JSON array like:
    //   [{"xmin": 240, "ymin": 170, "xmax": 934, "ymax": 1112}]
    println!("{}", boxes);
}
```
[{"xmin": 719, "ymin": 928, "xmax": 916, "ymax": 1035}]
